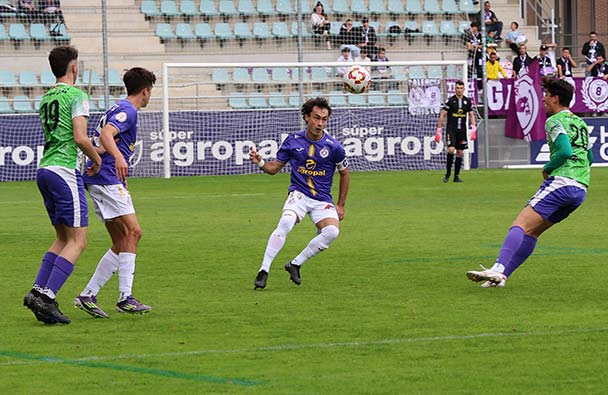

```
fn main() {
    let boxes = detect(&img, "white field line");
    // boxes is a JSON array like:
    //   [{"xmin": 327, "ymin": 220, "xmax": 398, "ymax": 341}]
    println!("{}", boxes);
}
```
[{"xmin": 2, "ymin": 327, "xmax": 608, "ymax": 367}]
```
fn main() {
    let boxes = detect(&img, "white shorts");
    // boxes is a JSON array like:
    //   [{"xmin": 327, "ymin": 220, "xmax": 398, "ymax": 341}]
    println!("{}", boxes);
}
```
[
  {"xmin": 86, "ymin": 184, "xmax": 135, "ymax": 221},
  {"xmin": 282, "ymin": 190, "xmax": 339, "ymax": 224}
]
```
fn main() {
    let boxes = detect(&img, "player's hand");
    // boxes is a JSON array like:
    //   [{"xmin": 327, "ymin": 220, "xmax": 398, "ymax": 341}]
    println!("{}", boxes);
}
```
[
  {"xmin": 86, "ymin": 161, "xmax": 101, "ymax": 176},
  {"xmin": 336, "ymin": 205, "xmax": 345, "ymax": 221},
  {"xmin": 115, "ymin": 155, "xmax": 129, "ymax": 182},
  {"xmin": 434, "ymin": 128, "xmax": 442, "ymax": 143},
  {"xmin": 249, "ymin": 147, "xmax": 261, "ymax": 164},
  {"xmin": 470, "ymin": 125, "xmax": 477, "ymax": 141}
]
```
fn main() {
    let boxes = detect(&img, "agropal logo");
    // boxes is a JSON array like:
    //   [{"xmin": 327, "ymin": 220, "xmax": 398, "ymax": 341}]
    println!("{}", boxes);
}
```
[
  {"xmin": 514, "ymin": 74, "xmax": 539, "ymax": 140},
  {"xmin": 582, "ymin": 77, "xmax": 608, "ymax": 112}
]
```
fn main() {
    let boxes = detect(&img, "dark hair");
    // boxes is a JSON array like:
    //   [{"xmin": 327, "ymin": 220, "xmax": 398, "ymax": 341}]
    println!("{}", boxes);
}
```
[
  {"xmin": 455, "ymin": 80, "xmax": 465, "ymax": 87},
  {"xmin": 543, "ymin": 78, "xmax": 574, "ymax": 106},
  {"xmin": 590, "ymin": 31, "xmax": 597, "ymax": 36},
  {"xmin": 301, "ymin": 97, "xmax": 332, "ymax": 118},
  {"xmin": 470, "ymin": 21, "xmax": 479, "ymax": 29},
  {"xmin": 123, "ymin": 67, "xmax": 156, "ymax": 96},
  {"xmin": 562, "ymin": 46, "xmax": 571, "ymax": 52},
  {"xmin": 48, "ymin": 45, "xmax": 78, "ymax": 78},
  {"xmin": 512, "ymin": 21, "xmax": 519, "ymax": 28}
]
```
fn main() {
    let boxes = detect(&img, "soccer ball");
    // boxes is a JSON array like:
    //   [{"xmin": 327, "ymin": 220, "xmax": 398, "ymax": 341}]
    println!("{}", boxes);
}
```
[
  {"xmin": 515, "ymin": 35, "xmax": 528, "ymax": 45},
  {"xmin": 343, "ymin": 65, "xmax": 371, "ymax": 94}
]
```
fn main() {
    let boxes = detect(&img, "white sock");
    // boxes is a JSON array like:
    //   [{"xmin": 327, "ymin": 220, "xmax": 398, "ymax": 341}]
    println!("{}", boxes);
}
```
[
  {"xmin": 291, "ymin": 225, "xmax": 339, "ymax": 266},
  {"xmin": 81, "ymin": 249, "xmax": 119, "ymax": 296},
  {"xmin": 40, "ymin": 288, "xmax": 56, "ymax": 299},
  {"xmin": 117, "ymin": 252, "xmax": 136, "ymax": 302},
  {"xmin": 490, "ymin": 262, "xmax": 506, "ymax": 273},
  {"xmin": 260, "ymin": 211, "xmax": 297, "ymax": 272}
]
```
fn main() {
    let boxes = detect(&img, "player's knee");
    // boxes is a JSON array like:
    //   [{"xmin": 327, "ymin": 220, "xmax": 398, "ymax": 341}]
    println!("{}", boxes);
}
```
[
  {"xmin": 127, "ymin": 225, "xmax": 142, "ymax": 245},
  {"xmin": 321, "ymin": 225, "xmax": 339, "ymax": 243},
  {"xmin": 277, "ymin": 211, "xmax": 297, "ymax": 235}
]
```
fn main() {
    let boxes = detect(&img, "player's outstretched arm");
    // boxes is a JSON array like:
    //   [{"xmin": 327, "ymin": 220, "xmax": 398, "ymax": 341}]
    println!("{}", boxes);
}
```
[
  {"xmin": 73, "ymin": 116, "xmax": 101, "ymax": 175},
  {"xmin": 249, "ymin": 147, "xmax": 284, "ymax": 175}
]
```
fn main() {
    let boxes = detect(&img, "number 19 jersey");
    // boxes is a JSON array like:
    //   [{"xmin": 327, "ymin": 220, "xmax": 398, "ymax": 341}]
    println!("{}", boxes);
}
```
[{"xmin": 38, "ymin": 83, "xmax": 90, "ymax": 169}]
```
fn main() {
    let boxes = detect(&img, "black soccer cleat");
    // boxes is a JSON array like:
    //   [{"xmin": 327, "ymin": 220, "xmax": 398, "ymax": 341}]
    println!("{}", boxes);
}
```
[
  {"xmin": 284, "ymin": 262, "xmax": 301, "ymax": 285},
  {"xmin": 254, "ymin": 270, "xmax": 268, "ymax": 290},
  {"xmin": 443, "ymin": 174, "xmax": 450, "ymax": 183},
  {"xmin": 38, "ymin": 299, "xmax": 71, "ymax": 325},
  {"xmin": 23, "ymin": 290, "xmax": 48, "ymax": 323},
  {"xmin": 453, "ymin": 176, "xmax": 464, "ymax": 183}
]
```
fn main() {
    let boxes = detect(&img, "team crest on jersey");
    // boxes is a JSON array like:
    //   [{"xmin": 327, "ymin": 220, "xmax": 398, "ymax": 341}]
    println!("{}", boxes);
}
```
[
  {"xmin": 319, "ymin": 147, "xmax": 329, "ymax": 158},
  {"xmin": 115, "ymin": 111, "xmax": 128, "ymax": 122}
]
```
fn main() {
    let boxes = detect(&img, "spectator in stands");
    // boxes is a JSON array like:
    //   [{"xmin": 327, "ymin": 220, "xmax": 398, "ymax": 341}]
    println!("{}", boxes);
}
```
[
  {"xmin": 39, "ymin": 0, "xmax": 66, "ymax": 28},
  {"xmin": 512, "ymin": 44, "xmax": 533, "ymax": 78},
  {"xmin": 582, "ymin": 32, "xmax": 605, "ymax": 76},
  {"xmin": 0, "ymin": 0, "xmax": 16, "ymax": 14},
  {"xmin": 465, "ymin": 22, "xmax": 483, "ymax": 90},
  {"xmin": 18, "ymin": 0, "xmax": 38, "ymax": 22},
  {"xmin": 536, "ymin": 44, "xmax": 556, "ymax": 77},
  {"xmin": 481, "ymin": 1, "xmax": 503, "ymax": 41},
  {"xmin": 587, "ymin": 54, "xmax": 608, "ymax": 80},
  {"xmin": 355, "ymin": 47, "xmax": 371, "ymax": 73},
  {"xmin": 311, "ymin": 2, "xmax": 331, "ymax": 49},
  {"xmin": 373, "ymin": 47, "xmax": 391, "ymax": 90},
  {"xmin": 356, "ymin": 17, "xmax": 378, "ymax": 60},
  {"xmin": 505, "ymin": 22, "xmax": 525, "ymax": 55},
  {"xmin": 486, "ymin": 52, "xmax": 506, "ymax": 80},
  {"xmin": 556, "ymin": 47, "xmax": 577, "ymax": 78},
  {"xmin": 338, "ymin": 18, "xmax": 360, "ymax": 58},
  {"xmin": 336, "ymin": 47, "xmax": 353, "ymax": 77}
]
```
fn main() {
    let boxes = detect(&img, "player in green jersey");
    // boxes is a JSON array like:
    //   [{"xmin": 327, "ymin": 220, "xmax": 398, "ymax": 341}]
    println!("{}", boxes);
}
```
[
  {"xmin": 466, "ymin": 78, "xmax": 592, "ymax": 288},
  {"xmin": 23, "ymin": 46, "xmax": 102, "ymax": 324}
]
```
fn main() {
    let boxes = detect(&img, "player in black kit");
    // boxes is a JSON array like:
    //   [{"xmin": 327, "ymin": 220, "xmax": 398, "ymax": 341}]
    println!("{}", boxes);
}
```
[{"xmin": 434, "ymin": 80, "xmax": 477, "ymax": 183}]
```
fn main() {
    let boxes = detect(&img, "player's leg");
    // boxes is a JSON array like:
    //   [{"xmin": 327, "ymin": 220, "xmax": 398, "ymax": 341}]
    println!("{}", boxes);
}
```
[
  {"xmin": 453, "ymin": 131, "xmax": 468, "ymax": 182},
  {"xmin": 444, "ymin": 142, "xmax": 455, "ymax": 183},
  {"xmin": 453, "ymin": 148, "xmax": 464, "ymax": 182}
]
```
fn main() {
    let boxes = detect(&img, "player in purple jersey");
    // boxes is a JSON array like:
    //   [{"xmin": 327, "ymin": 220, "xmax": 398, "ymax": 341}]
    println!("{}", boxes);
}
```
[
  {"xmin": 74, "ymin": 67, "xmax": 156, "ymax": 318},
  {"xmin": 249, "ymin": 97, "xmax": 350, "ymax": 289},
  {"xmin": 23, "ymin": 46, "xmax": 102, "ymax": 325}
]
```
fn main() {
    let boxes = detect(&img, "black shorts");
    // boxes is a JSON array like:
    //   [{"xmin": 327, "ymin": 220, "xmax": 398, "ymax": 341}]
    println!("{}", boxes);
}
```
[{"xmin": 446, "ymin": 129, "xmax": 468, "ymax": 150}]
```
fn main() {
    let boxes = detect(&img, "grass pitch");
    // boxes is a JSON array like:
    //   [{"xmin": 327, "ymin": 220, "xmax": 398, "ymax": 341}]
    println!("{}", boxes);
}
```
[{"xmin": 1, "ymin": 168, "xmax": 608, "ymax": 394}]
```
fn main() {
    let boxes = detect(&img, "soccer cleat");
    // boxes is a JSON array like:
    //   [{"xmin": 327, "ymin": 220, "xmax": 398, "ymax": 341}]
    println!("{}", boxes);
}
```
[
  {"xmin": 74, "ymin": 295, "xmax": 109, "ymax": 318},
  {"xmin": 284, "ymin": 262, "xmax": 301, "ymax": 285},
  {"xmin": 116, "ymin": 296, "xmax": 151, "ymax": 314},
  {"xmin": 23, "ymin": 291, "xmax": 48, "ymax": 323},
  {"xmin": 254, "ymin": 270, "xmax": 268, "ymax": 290},
  {"xmin": 38, "ymin": 299, "xmax": 71, "ymax": 324},
  {"xmin": 466, "ymin": 265, "xmax": 507, "ymax": 287},
  {"xmin": 453, "ymin": 176, "xmax": 464, "ymax": 183},
  {"xmin": 443, "ymin": 174, "xmax": 450, "ymax": 183}
]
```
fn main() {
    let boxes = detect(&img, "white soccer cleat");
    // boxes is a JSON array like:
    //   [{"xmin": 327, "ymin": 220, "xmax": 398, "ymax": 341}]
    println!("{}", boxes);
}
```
[{"xmin": 466, "ymin": 265, "xmax": 507, "ymax": 288}]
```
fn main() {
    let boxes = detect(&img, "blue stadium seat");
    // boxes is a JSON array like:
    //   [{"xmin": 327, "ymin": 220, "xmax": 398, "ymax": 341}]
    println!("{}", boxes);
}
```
[
  {"xmin": 40, "ymin": 70, "xmax": 55, "ymax": 86},
  {"xmin": 237, "ymin": 0, "xmax": 256, "ymax": 19},
  {"xmin": 219, "ymin": 0, "xmax": 238, "ymax": 20},
  {"xmin": 253, "ymin": 22, "xmax": 272, "ymax": 41},
  {"xmin": 212, "ymin": 68, "xmax": 230, "ymax": 84},
  {"xmin": 406, "ymin": 0, "xmax": 424, "ymax": 14},
  {"xmin": 268, "ymin": 91, "xmax": 287, "ymax": 108},
  {"xmin": 369, "ymin": 21, "xmax": 381, "ymax": 34},
  {"xmin": 108, "ymin": 69, "xmax": 122, "ymax": 86},
  {"xmin": 50, "ymin": 23, "xmax": 70, "ymax": 41},
  {"xmin": 440, "ymin": 20, "xmax": 458, "ymax": 37},
  {"xmin": 180, "ymin": 0, "xmax": 199, "ymax": 18},
  {"xmin": 30, "ymin": 23, "xmax": 50, "ymax": 42},
  {"xmin": 423, "ymin": 0, "xmax": 441, "ymax": 14},
  {"xmin": 460, "ymin": 0, "xmax": 479, "ymax": 13},
  {"xmin": 12, "ymin": 95, "xmax": 33, "ymax": 113},
  {"xmin": 272, "ymin": 22, "xmax": 291, "ymax": 39},
  {"xmin": 276, "ymin": 0, "xmax": 294, "ymax": 17},
  {"xmin": 291, "ymin": 21, "xmax": 312, "ymax": 38},
  {"xmin": 199, "ymin": 0, "xmax": 220, "ymax": 17},
  {"xmin": 271, "ymin": 67, "xmax": 291, "ymax": 82},
  {"xmin": 228, "ymin": 92, "xmax": 248, "ymax": 109},
  {"xmin": 257, "ymin": 0, "xmax": 277, "ymax": 18},
  {"xmin": 0, "ymin": 70, "xmax": 17, "ymax": 87},
  {"xmin": 234, "ymin": 22, "xmax": 253, "ymax": 45},
  {"xmin": 442, "ymin": 0, "xmax": 460, "ymax": 14},
  {"xmin": 0, "ymin": 96, "xmax": 10, "ymax": 113},
  {"xmin": 34, "ymin": 95, "xmax": 42, "ymax": 112},
  {"xmin": 82, "ymin": 69, "xmax": 102, "ymax": 86},
  {"xmin": 387, "ymin": 90, "xmax": 405, "ymax": 105},
  {"xmin": 332, "ymin": 0, "xmax": 349, "ymax": 15},
  {"xmin": 9, "ymin": 23, "xmax": 28, "ymax": 42},
  {"xmin": 310, "ymin": 67, "xmax": 329, "ymax": 81},
  {"xmin": 370, "ymin": 1, "xmax": 388, "ymax": 15},
  {"xmin": 297, "ymin": 0, "xmax": 311, "ymax": 14},
  {"xmin": 427, "ymin": 65, "xmax": 443, "ymax": 79},
  {"xmin": 141, "ymin": 0, "xmax": 161, "ymax": 18},
  {"xmin": 214, "ymin": 22, "xmax": 235, "ymax": 43},
  {"xmin": 195, "ymin": 23, "xmax": 214, "ymax": 40},
  {"xmin": 288, "ymin": 91, "xmax": 302, "ymax": 107},
  {"xmin": 458, "ymin": 20, "xmax": 472, "ymax": 34},
  {"xmin": 404, "ymin": 20, "xmax": 423, "ymax": 35},
  {"xmin": 155, "ymin": 23, "xmax": 176, "ymax": 42},
  {"xmin": 408, "ymin": 65, "xmax": 426, "ymax": 79},
  {"xmin": 351, "ymin": 0, "xmax": 368, "ymax": 16},
  {"xmin": 248, "ymin": 92, "xmax": 268, "ymax": 108},
  {"xmin": 0, "ymin": 24, "xmax": 8, "ymax": 41},
  {"xmin": 19, "ymin": 71, "xmax": 38, "ymax": 87},
  {"xmin": 348, "ymin": 93, "xmax": 367, "ymax": 106},
  {"xmin": 232, "ymin": 68, "xmax": 250, "ymax": 83},
  {"xmin": 387, "ymin": 0, "xmax": 406, "ymax": 15},
  {"xmin": 252, "ymin": 68, "xmax": 270, "ymax": 83},
  {"xmin": 329, "ymin": 90, "xmax": 347, "ymax": 107},
  {"xmin": 383, "ymin": 21, "xmax": 402, "ymax": 38},
  {"xmin": 329, "ymin": 21, "xmax": 342, "ymax": 36},
  {"xmin": 176, "ymin": 23, "xmax": 196, "ymax": 44},
  {"xmin": 422, "ymin": 20, "xmax": 440, "ymax": 36},
  {"xmin": 160, "ymin": 0, "xmax": 180, "ymax": 20},
  {"xmin": 368, "ymin": 91, "xmax": 386, "ymax": 106},
  {"xmin": 391, "ymin": 66, "xmax": 407, "ymax": 81}
]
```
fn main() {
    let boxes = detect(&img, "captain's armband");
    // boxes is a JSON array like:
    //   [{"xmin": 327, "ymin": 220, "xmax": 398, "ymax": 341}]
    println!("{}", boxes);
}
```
[{"xmin": 336, "ymin": 158, "xmax": 349, "ymax": 171}]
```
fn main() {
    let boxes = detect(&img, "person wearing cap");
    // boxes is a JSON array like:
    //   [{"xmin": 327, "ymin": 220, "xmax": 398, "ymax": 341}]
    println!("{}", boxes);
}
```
[
  {"xmin": 356, "ymin": 17, "xmax": 378, "ymax": 59},
  {"xmin": 336, "ymin": 46, "xmax": 353, "ymax": 76},
  {"xmin": 536, "ymin": 44, "xmax": 556, "ymax": 77}
]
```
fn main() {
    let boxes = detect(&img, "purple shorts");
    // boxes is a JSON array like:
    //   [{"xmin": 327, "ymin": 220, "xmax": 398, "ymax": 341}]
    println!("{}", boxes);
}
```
[
  {"xmin": 37, "ymin": 166, "xmax": 88, "ymax": 227},
  {"xmin": 528, "ymin": 176, "xmax": 587, "ymax": 224}
]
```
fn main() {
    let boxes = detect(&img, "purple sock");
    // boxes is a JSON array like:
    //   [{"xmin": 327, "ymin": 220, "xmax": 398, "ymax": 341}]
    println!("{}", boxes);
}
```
[
  {"xmin": 495, "ymin": 226, "xmax": 525, "ymax": 272},
  {"xmin": 33, "ymin": 251, "xmax": 57, "ymax": 288},
  {"xmin": 46, "ymin": 256, "xmax": 75, "ymax": 296},
  {"xmin": 504, "ymin": 234, "xmax": 537, "ymax": 277}
]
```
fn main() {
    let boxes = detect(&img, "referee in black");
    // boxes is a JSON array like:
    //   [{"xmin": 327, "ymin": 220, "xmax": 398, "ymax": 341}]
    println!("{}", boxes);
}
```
[{"xmin": 434, "ymin": 80, "xmax": 477, "ymax": 183}]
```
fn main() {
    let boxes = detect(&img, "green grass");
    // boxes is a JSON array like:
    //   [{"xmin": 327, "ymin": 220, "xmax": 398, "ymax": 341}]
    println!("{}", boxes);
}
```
[{"xmin": 1, "ymin": 168, "xmax": 608, "ymax": 394}]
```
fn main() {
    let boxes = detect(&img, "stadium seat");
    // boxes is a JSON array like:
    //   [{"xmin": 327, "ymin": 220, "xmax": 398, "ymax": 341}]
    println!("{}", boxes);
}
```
[
  {"xmin": 387, "ymin": 90, "xmax": 405, "ymax": 105},
  {"xmin": 228, "ymin": 92, "xmax": 248, "ymax": 109},
  {"xmin": 108, "ymin": 69, "xmax": 122, "ymax": 87},
  {"xmin": 268, "ymin": 91, "xmax": 287, "ymax": 108},
  {"xmin": 387, "ymin": 0, "xmax": 407, "ymax": 16},
  {"xmin": 257, "ymin": 0, "xmax": 277, "ymax": 19},
  {"xmin": 40, "ymin": 70, "xmax": 55, "ymax": 86},
  {"xmin": 248, "ymin": 92, "xmax": 268, "ymax": 108},
  {"xmin": 0, "ymin": 24, "xmax": 8, "ymax": 41},
  {"xmin": 234, "ymin": 22, "xmax": 253, "ymax": 46},
  {"xmin": 440, "ymin": 20, "xmax": 458, "ymax": 37},
  {"xmin": 310, "ymin": 67, "xmax": 329, "ymax": 81},
  {"xmin": 367, "ymin": 91, "xmax": 386, "ymax": 106},
  {"xmin": 160, "ymin": 0, "xmax": 180, "ymax": 21},
  {"xmin": 176, "ymin": 23, "xmax": 196, "ymax": 45},
  {"xmin": 460, "ymin": 0, "xmax": 479, "ymax": 14},
  {"xmin": 212, "ymin": 68, "xmax": 230, "ymax": 85},
  {"xmin": 218, "ymin": 0, "xmax": 238, "ymax": 21},
  {"xmin": 19, "ymin": 71, "xmax": 38, "ymax": 88},
  {"xmin": 82, "ymin": 69, "xmax": 102, "ymax": 86},
  {"xmin": 291, "ymin": 21, "xmax": 312, "ymax": 38},
  {"xmin": 297, "ymin": 0, "xmax": 311, "ymax": 14},
  {"xmin": 50, "ymin": 23, "xmax": 70, "ymax": 42},
  {"xmin": 0, "ymin": 96, "xmax": 11, "ymax": 113},
  {"xmin": 29, "ymin": 23, "xmax": 51, "ymax": 46},
  {"xmin": 12, "ymin": 95, "xmax": 33, "ymax": 113},
  {"xmin": 351, "ymin": 0, "xmax": 368, "ymax": 16},
  {"xmin": 383, "ymin": 21, "xmax": 402, "ymax": 38},
  {"xmin": 348, "ymin": 94, "xmax": 367, "ymax": 106},
  {"xmin": 369, "ymin": 1, "xmax": 388, "ymax": 16},
  {"xmin": 272, "ymin": 21, "xmax": 291, "ymax": 40},
  {"xmin": 369, "ymin": 21, "xmax": 381, "ymax": 34},
  {"xmin": 427, "ymin": 65, "xmax": 443, "ymax": 79},
  {"xmin": 253, "ymin": 22, "xmax": 272, "ymax": 43},
  {"xmin": 442, "ymin": 0, "xmax": 460, "ymax": 15},
  {"xmin": 9, "ymin": 23, "xmax": 28, "ymax": 46},
  {"xmin": 421, "ymin": 20, "xmax": 441, "ymax": 44},
  {"xmin": 276, "ymin": 0, "xmax": 294, "ymax": 17},
  {"xmin": 194, "ymin": 22, "xmax": 214, "ymax": 46},
  {"xmin": 406, "ymin": 0, "xmax": 424, "ymax": 14},
  {"xmin": 288, "ymin": 90, "xmax": 302, "ymax": 107},
  {"xmin": 141, "ymin": 0, "xmax": 161, "ymax": 19},
  {"xmin": 423, "ymin": 0, "xmax": 441, "ymax": 14},
  {"xmin": 0, "ymin": 0, "xmax": 16, "ymax": 18},
  {"xmin": 446, "ymin": 64, "xmax": 461, "ymax": 79},
  {"xmin": 179, "ymin": 0, "xmax": 199, "ymax": 19},
  {"xmin": 408, "ymin": 65, "xmax": 426, "ymax": 79},
  {"xmin": 391, "ymin": 66, "xmax": 407, "ymax": 81},
  {"xmin": 0, "ymin": 70, "xmax": 17, "ymax": 87},
  {"xmin": 332, "ymin": 0, "xmax": 349, "ymax": 16},
  {"xmin": 458, "ymin": 20, "xmax": 472, "ymax": 34},
  {"xmin": 329, "ymin": 91, "xmax": 347, "ymax": 107},
  {"xmin": 237, "ymin": 0, "xmax": 256, "ymax": 20},
  {"xmin": 214, "ymin": 22, "xmax": 235, "ymax": 46},
  {"xmin": 271, "ymin": 67, "xmax": 291, "ymax": 82},
  {"xmin": 232, "ymin": 68, "xmax": 250, "ymax": 83},
  {"xmin": 199, "ymin": 0, "xmax": 220, "ymax": 18},
  {"xmin": 155, "ymin": 23, "xmax": 176, "ymax": 43},
  {"xmin": 34, "ymin": 95, "xmax": 42, "ymax": 112},
  {"xmin": 252, "ymin": 68, "xmax": 270, "ymax": 83},
  {"xmin": 329, "ymin": 21, "xmax": 342, "ymax": 36}
]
